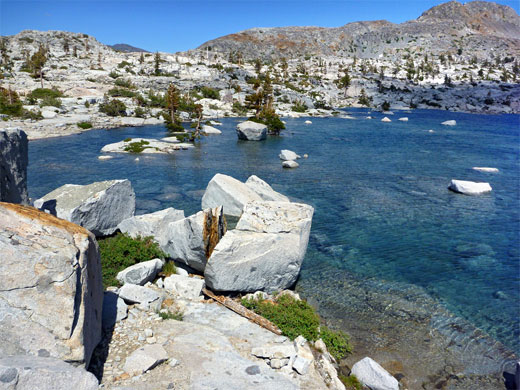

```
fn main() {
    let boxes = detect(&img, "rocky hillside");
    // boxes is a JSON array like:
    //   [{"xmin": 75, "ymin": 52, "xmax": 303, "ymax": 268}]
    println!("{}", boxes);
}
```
[{"xmin": 197, "ymin": 0, "xmax": 520, "ymax": 60}]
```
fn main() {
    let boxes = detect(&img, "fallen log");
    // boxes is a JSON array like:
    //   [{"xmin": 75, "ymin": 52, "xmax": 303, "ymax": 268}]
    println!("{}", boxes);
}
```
[{"xmin": 202, "ymin": 287, "xmax": 282, "ymax": 336}]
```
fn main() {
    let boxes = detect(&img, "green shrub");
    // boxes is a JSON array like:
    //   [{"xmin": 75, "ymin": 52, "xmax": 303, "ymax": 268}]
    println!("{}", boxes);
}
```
[
  {"xmin": 159, "ymin": 309, "xmax": 183, "ymax": 321},
  {"xmin": 134, "ymin": 107, "xmax": 146, "ymax": 118},
  {"xmin": 114, "ymin": 78, "xmax": 136, "ymax": 89},
  {"xmin": 39, "ymin": 96, "xmax": 62, "ymax": 108},
  {"xmin": 339, "ymin": 375, "xmax": 362, "ymax": 390},
  {"xmin": 200, "ymin": 86, "xmax": 220, "ymax": 100},
  {"xmin": 232, "ymin": 101, "xmax": 247, "ymax": 116},
  {"xmin": 242, "ymin": 294, "xmax": 352, "ymax": 360},
  {"xmin": 291, "ymin": 100, "xmax": 307, "ymax": 113},
  {"xmin": 117, "ymin": 60, "xmax": 132, "ymax": 69},
  {"xmin": 320, "ymin": 326, "xmax": 351, "ymax": 361},
  {"xmin": 107, "ymin": 87, "xmax": 136, "ymax": 98},
  {"xmin": 242, "ymin": 294, "xmax": 320, "ymax": 341},
  {"xmin": 381, "ymin": 101, "xmax": 391, "ymax": 111},
  {"xmin": 123, "ymin": 140, "xmax": 150, "ymax": 153},
  {"xmin": 99, "ymin": 99, "xmax": 127, "ymax": 116},
  {"xmin": 0, "ymin": 87, "xmax": 23, "ymax": 116},
  {"xmin": 29, "ymin": 88, "xmax": 64, "ymax": 99},
  {"xmin": 77, "ymin": 121, "xmax": 92, "ymax": 129},
  {"xmin": 249, "ymin": 109, "xmax": 285, "ymax": 135},
  {"xmin": 162, "ymin": 261, "xmax": 177, "ymax": 276},
  {"xmin": 98, "ymin": 233, "xmax": 166, "ymax": 287},
  {"xmin": 108, "ymin": 70, "xmax": 119, "ymax": 79}
]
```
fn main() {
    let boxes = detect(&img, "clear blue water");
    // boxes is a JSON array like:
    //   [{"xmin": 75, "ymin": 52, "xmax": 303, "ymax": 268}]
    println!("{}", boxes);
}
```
[{"xmin": 28, "ymin": 108, "xmax": 520, "ymax": 355}]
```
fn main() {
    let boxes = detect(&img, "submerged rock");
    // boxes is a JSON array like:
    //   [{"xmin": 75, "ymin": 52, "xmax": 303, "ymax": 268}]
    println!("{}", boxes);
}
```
[
  {"xmin": 448, "ymin": 179, "xmax": 492, "ymax": 195},
  {"xmin": 204, "ymin": 201, "xmax": 314, "ymax": 292},
  {"xmin": 442, "ymin": 120, "xmax": 457, "ymax": 126},
  {"xmin": 472, "ymin": 167, "xmax": 499, "ymax": 173},
  {"xmin": 351, "ymin": 357, "xmax": 399, "ymax": 390},
  {"xmin": 0, "ymin": 202, "xmax": 103, "ymax": 367},
  {"xmin": 236, "ymin": 121, "xmax": 267, "ymax": 141},
  {"xmin": 0, "ymin": 128, "xmax": 29, "ymax": 204},
  {"xmin": 34, "ymin": 179, "xmax": 135, "ymax": 236}
]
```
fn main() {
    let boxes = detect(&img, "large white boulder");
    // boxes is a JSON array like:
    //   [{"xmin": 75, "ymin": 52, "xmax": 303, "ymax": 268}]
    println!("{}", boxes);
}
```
[
  {"xmin": 157, "ymin": 206, "xmax": 226, "ymax": 272},
  {"xmin": 381, "ymin": 117, "xmax": 391, "ymax": 122},
  {"xmin": 117, "ymin": 208, "xmax": 185, "ymax": 239},
  {"xmin": 351, "ymin": 357, "xmax": 399, "ymax": 390},
  {"xmin": 0, "ymin": 356, "xmax": 99, "ymax": 390},
  {"xmin": 279, "ymin": 150, "xmax": 299, "ymax": 161},
  {"xmin": 448, "ymin": 180, "xmax": 492, "ymax": 195},
  {"xmin": 116, "ymin": 258, "xmax": 164, "ymax": 286},
  {"xmin": 0, "ymin": 202, "xmax": 103, "ymax": 367},
  {"xmin": 245, "ymin": 175, "xmax": 290, "ymax": 202},
  {"xmin": 442, "ymin": 120, "xmax": 457, "ymax": 126},
  {"xmin": 201, "ymin": 173, "xmax": 263, "ymax": 217},
  {"xmin": 236, "ymin": 121, "xmax": 267, "ymax": 141},
  {"xmin": 204, "ymin": 201, "xmax": 314, "ymax": 292},
  {"xmin": 0, "ymin": 128, "xmax": 29, "ymax": 204},
  {"xmin": 34, "ymin": 179, "xmax": 135, "ymax": 236},
  {"xmin": 41, "ymin": 110, "xmax": 57, "ymax": 119}
]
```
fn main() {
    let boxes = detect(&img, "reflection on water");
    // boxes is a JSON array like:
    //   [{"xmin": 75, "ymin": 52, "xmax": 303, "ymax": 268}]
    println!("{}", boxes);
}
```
[{"xmin": 29, "ymin": 109, "xmax": 520, "ymax": 361}]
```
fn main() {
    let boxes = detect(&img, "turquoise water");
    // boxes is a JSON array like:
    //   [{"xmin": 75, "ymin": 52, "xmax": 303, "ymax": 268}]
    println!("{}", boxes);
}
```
[{"xmin": 28, "ymin": 109, "xmax": 520, "ymax": 355}]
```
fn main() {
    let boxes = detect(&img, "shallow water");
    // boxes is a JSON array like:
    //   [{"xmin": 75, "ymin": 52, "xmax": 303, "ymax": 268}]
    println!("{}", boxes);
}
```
[{"xmin": 28, "ymin": 109, "xmax": 520, "ymax": 363}]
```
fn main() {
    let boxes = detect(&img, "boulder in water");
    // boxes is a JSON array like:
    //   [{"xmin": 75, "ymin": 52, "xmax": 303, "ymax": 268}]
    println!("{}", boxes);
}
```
[
  {"xmin": 381, "ymin": 117, "xmax": 391, "ymax": 122},
  {"xmin": 442, "ymin": 120, "xmax": 456, "ymax": 126},
  {"xmin": 236, "ymin": 121, "xmax": 267, "ymax": 141},
  {"xmin": 279, "ymin": 149, "xmax": 299, "ymax": 161},
  {"xmin": 448, "ymin": 180, "xmax": 492, "ymax": 195},
  {"xmin": 351, "ymin": 357, "xmax": 399, "ymax": 390}
]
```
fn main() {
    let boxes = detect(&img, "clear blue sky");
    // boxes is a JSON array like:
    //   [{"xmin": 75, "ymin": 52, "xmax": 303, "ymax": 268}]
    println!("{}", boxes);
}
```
[{"xmin": 1, "ymin": 0, "xmax": 519, "ymax": 52}]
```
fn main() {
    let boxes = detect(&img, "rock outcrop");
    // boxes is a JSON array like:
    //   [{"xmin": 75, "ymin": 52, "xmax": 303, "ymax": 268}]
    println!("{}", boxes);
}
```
[
  {"xmin": 205, "ymin": 201, "xmax": 314, "ymax": 292},
  {"xmin": 34, "ymin": 179, "xmax": 135, "ymax": 236},
  {"xmin": 158, "ymin": 206, "xmax": 226, "ymax": 272},
  {"xmin": 201, "ymin": 173, "xmax": 263, "ymax": 217},
  {"xmin": 0, "ymin": 128, "xmax": 29, "ymax": 204},
  {"xmin": 448, "ymin": 179, "xmax": 492, "ymax": 195},
  {"xmin": 0, "ymin": 355, "xmax": 99, "ymax": 390},
  {"xmin": 236, "ymin": 121, "xmax": 267, "ymax": 141},
  {"xmin": 0, "ymin": 202, "xmax": 103, "ymax": 367}
]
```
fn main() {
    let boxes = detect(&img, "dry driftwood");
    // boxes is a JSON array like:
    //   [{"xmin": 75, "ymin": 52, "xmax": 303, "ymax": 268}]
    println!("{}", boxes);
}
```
[{"xmin": 202, "ymin": 288, "xmax": 282, "ymax": 335}]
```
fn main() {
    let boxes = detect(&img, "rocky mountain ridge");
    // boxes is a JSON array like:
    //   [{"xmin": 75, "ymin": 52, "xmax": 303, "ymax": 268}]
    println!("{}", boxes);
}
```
[{"xmin": 197, "ymin": 0, "xmax": 520, "ymax": 60}]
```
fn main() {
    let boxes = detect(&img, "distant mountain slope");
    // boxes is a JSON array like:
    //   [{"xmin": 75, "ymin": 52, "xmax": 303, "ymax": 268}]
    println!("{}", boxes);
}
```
[
  {"xmin": 110, "ymin": 43, "xmax": 149, "ymax": 53},
  {"xmin": 196, "ymin": 0, "xmax": 520, "ymax": 60}
]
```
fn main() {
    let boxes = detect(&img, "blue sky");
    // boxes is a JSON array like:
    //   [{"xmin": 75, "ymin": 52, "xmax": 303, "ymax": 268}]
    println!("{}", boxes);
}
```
[{"xmin": 1, "ymin": 0, "xmax": 519, "ymax": 52}]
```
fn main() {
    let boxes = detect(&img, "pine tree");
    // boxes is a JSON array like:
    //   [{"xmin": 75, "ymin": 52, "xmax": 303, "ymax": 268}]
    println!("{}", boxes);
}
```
[
  {"xmin": 139, "ymin": 52, "xmax": 144, "ymax": 64},
  {"xmin": 166, "ymin": 83, "xmax": 180, "ymax": 124},
  {"xmin": 338, "ymin": 70, "xmax": 351, "ymax": 97},
  {"xmin": 30, "ymin": 44, "xmax": 47, "ymax": 88},
  {"xmin": 154, "ymin": 52, "xmax": 161, "ymax": 75}
]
